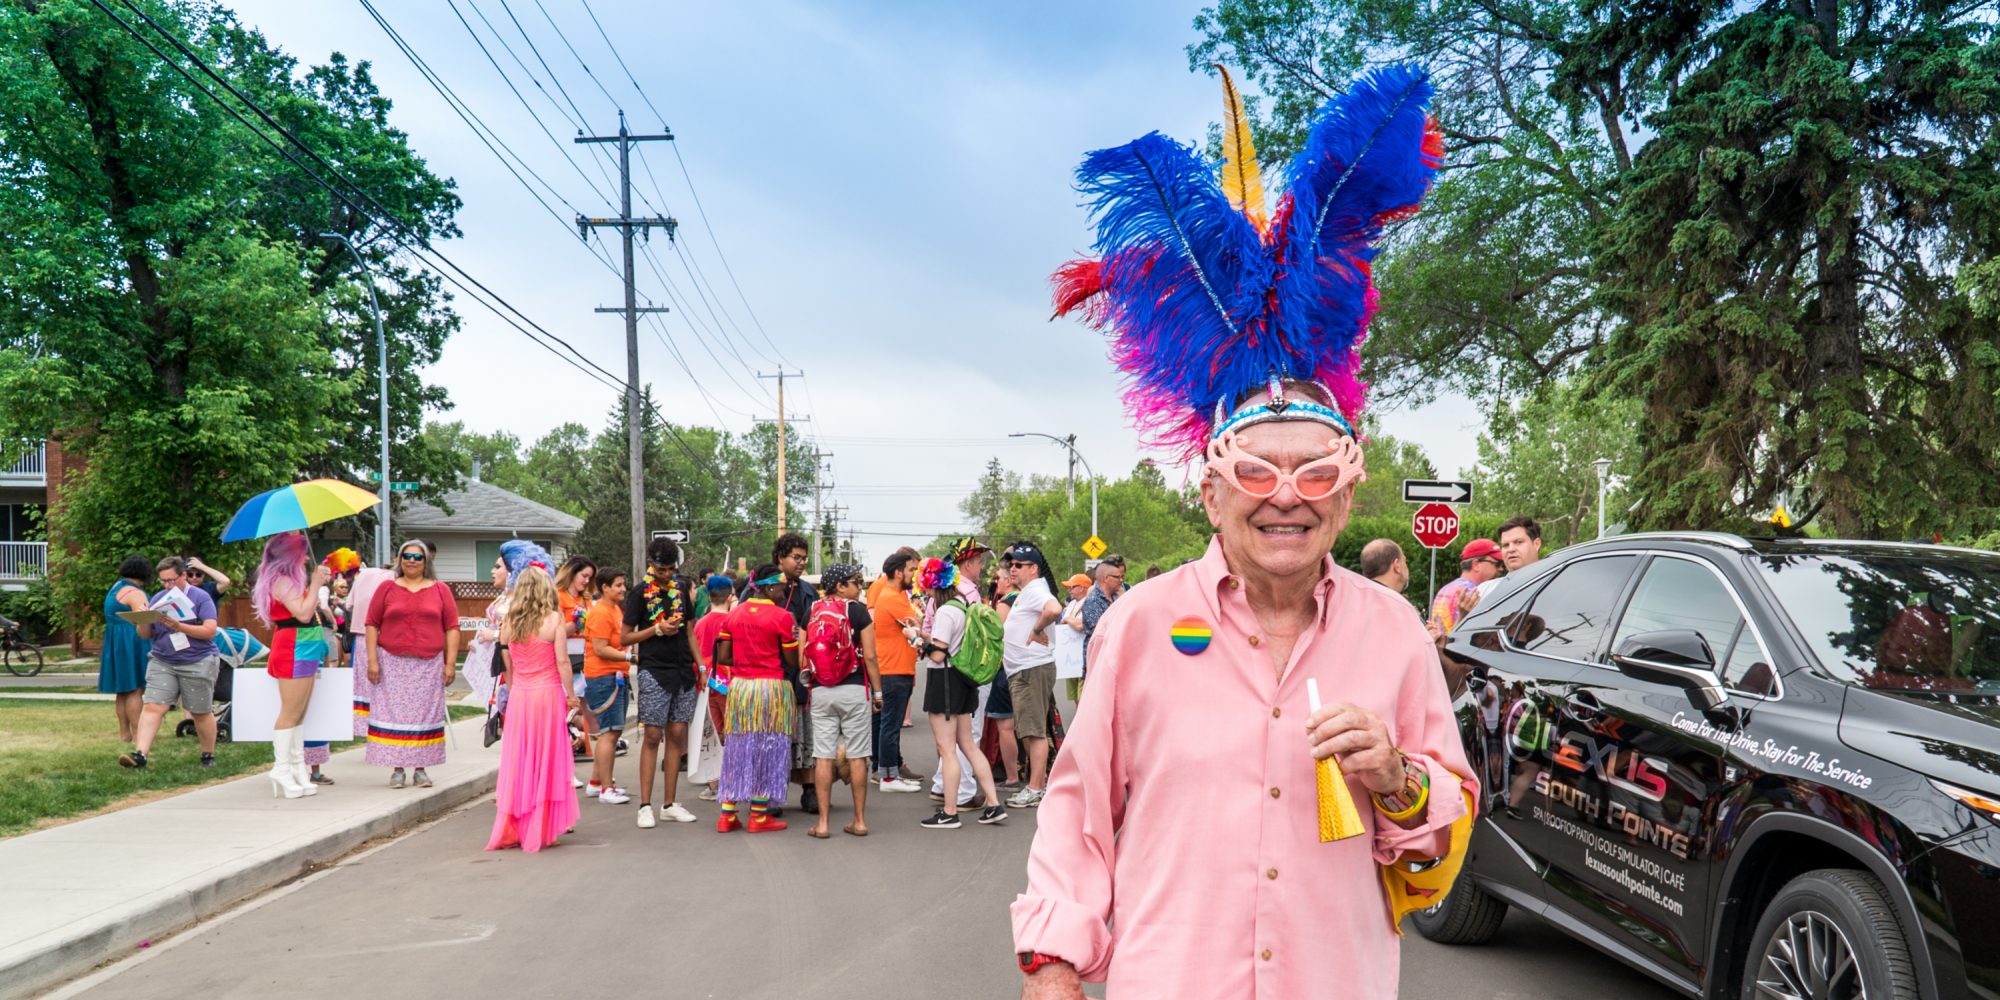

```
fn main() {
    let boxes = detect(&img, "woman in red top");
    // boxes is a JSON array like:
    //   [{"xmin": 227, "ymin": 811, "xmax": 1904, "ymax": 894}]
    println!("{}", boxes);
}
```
[
  {"xmin": 364, "ymin": 538, "xmax": 459, "ymax": 788},
  {"xmin": 712, "ymin": 565, "xmax": 799, "ymax": 833}
]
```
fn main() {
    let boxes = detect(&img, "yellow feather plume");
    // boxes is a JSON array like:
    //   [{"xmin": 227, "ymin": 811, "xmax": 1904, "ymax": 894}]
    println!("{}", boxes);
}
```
[{"xmin": 1214, "ymin": 64, "xmax": 1270, "ymax": 235}]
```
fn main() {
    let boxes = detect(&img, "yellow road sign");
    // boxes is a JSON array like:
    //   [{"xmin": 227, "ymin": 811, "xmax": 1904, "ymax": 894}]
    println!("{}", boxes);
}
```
[{"xmin": 1081, "ymin": 535, "xmax": 1107, "ymax": 560}]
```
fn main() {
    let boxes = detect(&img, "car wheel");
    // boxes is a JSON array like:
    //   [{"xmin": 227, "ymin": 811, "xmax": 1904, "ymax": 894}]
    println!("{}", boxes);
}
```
[
  {"xmin": 1742, "ymin": 869, "xmax": 1918, "ymax": 1000},
  {"xmin": 1409, "ymin": 877, "xmax": 1507, "ymax": 945}
]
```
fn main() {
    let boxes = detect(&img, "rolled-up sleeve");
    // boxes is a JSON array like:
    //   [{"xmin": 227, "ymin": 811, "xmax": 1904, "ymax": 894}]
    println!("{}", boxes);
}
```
[
  {"xmin": 1010, "ymin": 605, "xmax": 1128, "ymax": 979},
  {"xmin": 1373, "ymin": 616, "xmax": 1479, "ymax": 865}
]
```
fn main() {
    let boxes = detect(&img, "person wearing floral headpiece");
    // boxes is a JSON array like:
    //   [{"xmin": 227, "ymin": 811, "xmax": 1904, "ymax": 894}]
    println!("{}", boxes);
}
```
[{"xmin": 1012, "ymin": 66, "xmax": 1477, "ymax": 999}]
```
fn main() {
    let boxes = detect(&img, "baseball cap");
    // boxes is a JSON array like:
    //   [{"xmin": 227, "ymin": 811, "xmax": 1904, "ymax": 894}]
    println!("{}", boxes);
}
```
[
  {"xmin": 947, "ymin": 537, "xmax": 992, "ymax": 564},
  {"xmin": 1461, "ymin": 538, "xmax": 1502, "ymax": 562},
  {"xmin": 1002, "ymin": 541, "xmax": 1047, "ymax": 566},
  {"xmin": 1061, "ymin": 573, "xmax": 1092, "ymax": 589}
]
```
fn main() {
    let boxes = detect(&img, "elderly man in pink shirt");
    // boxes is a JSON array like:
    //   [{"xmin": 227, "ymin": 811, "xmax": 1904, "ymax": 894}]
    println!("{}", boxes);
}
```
[{"xmin": 1020, "ymin": 62, "xmax": 1474, "ymax": 999}]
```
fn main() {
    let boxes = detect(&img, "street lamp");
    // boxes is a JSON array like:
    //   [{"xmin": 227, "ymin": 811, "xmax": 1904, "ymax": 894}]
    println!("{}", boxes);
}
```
[
  {"xmin": 1592, "ymin": 457, "xmax": 1613, "ymax": 539},
  {"xmin": 1009, "ymin": 432, "xmax": 1097, "ymax": 542},
  {"xmin": 320, "ymin": 232, "xmax": 391, "ymax": 567}
]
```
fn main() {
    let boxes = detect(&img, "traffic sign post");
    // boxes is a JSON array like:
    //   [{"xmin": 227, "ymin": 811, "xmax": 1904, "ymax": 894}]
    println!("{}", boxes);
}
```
[
  {"xmin": 652, "ymin": 529, "xmax": 691, "ymax": 544},
  {"xmin": 1411, "ymin": 502, "xmax": 1462, "ymax": 611},
  {"xmin": 1080, "ymin": 535, "xmax": 1107, "ymax": 560},
  {"xmin": 387, "ymin": 481, "xmax": 420, "ymax": 493},
  {"xmin": 1402, "ymin": 479, "xmax": 1473, "ymax": 504}
]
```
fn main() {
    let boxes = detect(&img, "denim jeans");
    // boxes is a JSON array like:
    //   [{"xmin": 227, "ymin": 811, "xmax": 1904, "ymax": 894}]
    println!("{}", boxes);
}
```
[{"xmin": 874, "ymin": 674, "xmax": 915, "ymax": 773}]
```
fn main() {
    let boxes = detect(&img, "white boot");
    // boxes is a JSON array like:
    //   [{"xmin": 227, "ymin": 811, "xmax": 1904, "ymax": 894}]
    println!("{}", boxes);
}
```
[
  {"xmin": 269, "ymin": 728, "xmax": 307, "ymax": 799},
  {"xmin": 288, "ymin": 728, "xmax": 317, "ymax": 796}
]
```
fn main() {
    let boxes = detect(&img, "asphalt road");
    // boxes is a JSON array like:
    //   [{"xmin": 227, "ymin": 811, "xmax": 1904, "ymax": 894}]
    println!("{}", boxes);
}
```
[{"xmin": 50, "ymin": 699, "xmax": 1685, "ymax": 1000}]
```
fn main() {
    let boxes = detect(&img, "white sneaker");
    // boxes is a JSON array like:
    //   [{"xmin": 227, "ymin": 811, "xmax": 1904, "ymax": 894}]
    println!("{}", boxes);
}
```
[
  {"xmin": 585, "ymin": 781, "xmax": 602, "ymax": 797},
  {"xmin": 697, "ymin": 786, "xmax": 718, "ymax": 801},
  {"xmin": 635, "ymin": 805, "xmax": 657, "ymax": 829},
  {"xmin": 662, "ymin": 802, "xmax": 697, "ymax": 823},
  {"xmin": 599, "ymin": 786, "xmax": 631, "ymax": 805},
  {"xmin": 572, "ymin": 775, "xmax": 584, "ymax": 789},
  {"xmin": 880, "ymin": 777, "xmax": 922, "ymax": 793},
  {"xmin": 1006, "ymin": 787, "xmax": 1045, "ymax": 808}
]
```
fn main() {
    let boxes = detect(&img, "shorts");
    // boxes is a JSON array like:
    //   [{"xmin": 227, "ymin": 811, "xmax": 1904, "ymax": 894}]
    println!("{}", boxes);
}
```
[
  {"xmin": 637, "ymin": 670, "xmax": 698, "ymax": 728},
  {"xmin": 1009, "ymin": 663, "xmax": 1057, "ymax": 739},
  {"xmin": 143, "ymin": 654, "xmax": 219, "ymax": 715},
  {"xmin": 584, "ymin": 673, "xmax": 628, "ymax": 731},
  {"xmin": 985, "ymin": 676, "xmax": 1014, "ymax": 719},
  {"xmin": 923, "ymin": 664, "xmax": 979, "ymax": 717},
  {"xmin": 811, "ymin": 684, "xmax": 872, "ymax": 759}
]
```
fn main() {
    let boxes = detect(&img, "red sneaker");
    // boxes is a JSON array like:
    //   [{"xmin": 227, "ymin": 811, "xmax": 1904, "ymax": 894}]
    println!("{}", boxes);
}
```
[
  {"xmin": 746, "ymin": 813, "xmax": 789, "ymax": 833},
  {"xmin": 716, "ymin": 811, "xmax": 741, "ymax": 833}
]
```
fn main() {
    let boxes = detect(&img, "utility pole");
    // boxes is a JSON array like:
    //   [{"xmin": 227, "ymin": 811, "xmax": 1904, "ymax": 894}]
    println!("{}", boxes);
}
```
[
  {"xmin": 757, "ymin": 370, "xmax": 805, "ymax": 533},
  {"xmin": 577, "ymin": 111, "xmax": 675, "ymax": 574},
  {"xmin": 807, "ymin": 446, "xmax": 834, "ymax": 574}
]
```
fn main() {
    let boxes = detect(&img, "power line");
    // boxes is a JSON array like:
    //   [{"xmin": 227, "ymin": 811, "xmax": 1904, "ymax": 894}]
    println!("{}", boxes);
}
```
[
  {"xmin": 530, "ymin": 0, "xmax": 622, "ymax": 111},
  {"xmin": 442, "ymin": 0, "xmax": 620, "ymax": 200},
  {"xmin": 102, "ymin": 0, "xmax": 715, "ymax": 476}
]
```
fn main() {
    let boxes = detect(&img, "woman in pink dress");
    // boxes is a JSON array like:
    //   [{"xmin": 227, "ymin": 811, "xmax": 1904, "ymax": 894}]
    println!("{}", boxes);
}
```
[{"xmin": 486, "ymin": 566, "xmax": 582, "ymax": 852}]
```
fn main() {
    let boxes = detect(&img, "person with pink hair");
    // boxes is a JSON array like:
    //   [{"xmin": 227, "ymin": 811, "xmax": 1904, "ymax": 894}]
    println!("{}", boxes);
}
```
[{"xmin": 254, "ymin": 531, "xmax": 331, "ymax": 799}]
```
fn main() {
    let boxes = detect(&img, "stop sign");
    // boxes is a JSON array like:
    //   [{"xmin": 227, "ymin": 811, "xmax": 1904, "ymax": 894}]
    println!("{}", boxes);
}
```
[{"xmin": 1411, "ymin": 502, "xmax": 1460, "ymax": 549}]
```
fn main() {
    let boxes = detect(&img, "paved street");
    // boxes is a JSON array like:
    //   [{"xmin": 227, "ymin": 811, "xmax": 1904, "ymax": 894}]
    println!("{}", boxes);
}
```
[{"xmin": 47, "ymin": 715, "xmax": 1682, "ymax": 1000}]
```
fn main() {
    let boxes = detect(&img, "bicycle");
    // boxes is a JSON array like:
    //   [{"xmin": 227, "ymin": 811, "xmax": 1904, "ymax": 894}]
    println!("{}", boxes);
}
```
[{"xmin": 0, "ymin": 613, "xmax": 44, "ymax": 677}]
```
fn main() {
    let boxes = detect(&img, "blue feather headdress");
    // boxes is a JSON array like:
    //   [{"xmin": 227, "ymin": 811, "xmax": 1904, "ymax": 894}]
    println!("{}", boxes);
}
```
[{"xmin": 1053, "ymin": 64, "xmax": 1441, "ymax": 460}]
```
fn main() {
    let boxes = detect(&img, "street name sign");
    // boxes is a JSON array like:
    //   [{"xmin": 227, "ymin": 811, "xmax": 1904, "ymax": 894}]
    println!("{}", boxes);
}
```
[
  {"xmin": 652, "ymin": 529, "xmax": 691, "ymax": 544},
  {"xmin": 1081, "ymin": 535, "xmax": 1107, "ymax": 560},
  {"xmin": 1411, "ymin": 503, "xmax": 1461, "ymax": 549},
  {"xmin": 1403, "ymin": 479, "xmax": 1473, "ymax": 504}
]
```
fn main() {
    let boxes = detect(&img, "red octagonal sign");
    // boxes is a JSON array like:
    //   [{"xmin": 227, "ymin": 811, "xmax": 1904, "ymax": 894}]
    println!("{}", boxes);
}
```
[{"xmin": 1412, "ymin": 502, "xmax": 1461, "ymax": 550}]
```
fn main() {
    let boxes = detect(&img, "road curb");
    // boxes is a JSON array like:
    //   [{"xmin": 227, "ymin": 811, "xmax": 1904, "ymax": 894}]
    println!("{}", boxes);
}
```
[{"xmin": 2, "ymin": 717, "xmax": 498, "ymax": 1000}]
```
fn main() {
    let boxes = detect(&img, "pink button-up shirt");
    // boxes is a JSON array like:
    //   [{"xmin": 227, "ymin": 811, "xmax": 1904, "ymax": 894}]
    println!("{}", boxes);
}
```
[{"xmin": 1012, "ymin": 537, "xmax": 1476, "ymax": 998}]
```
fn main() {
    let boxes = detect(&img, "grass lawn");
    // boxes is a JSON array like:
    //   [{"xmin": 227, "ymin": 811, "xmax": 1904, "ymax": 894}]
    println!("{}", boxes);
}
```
[
  {"xmin": 0, "ymin": 685, "xmax": 101, "ymax": 694},
  {"xmin": 0, "ymin": 699, "xmax": 485, "ymax": 839}
]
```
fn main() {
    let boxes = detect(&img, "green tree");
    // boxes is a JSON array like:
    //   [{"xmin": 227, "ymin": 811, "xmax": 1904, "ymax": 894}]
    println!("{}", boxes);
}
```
[
  {"xmin": 1470, "ymin": 381, "xmax": 1637, "ymax": 547},
  {"xmin": 1593, "ymin": 1, "xmax": 2000, "ymax": 538},
  {"xmin": 1350, "ymin": 421, "xmax": 1437, "ymax": 518}
]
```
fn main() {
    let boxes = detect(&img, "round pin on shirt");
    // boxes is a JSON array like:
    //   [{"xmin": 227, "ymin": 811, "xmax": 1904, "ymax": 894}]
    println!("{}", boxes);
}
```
[{"xmin": 1169, "ymin": 616, "xmax": 1212, "ymax": 655}]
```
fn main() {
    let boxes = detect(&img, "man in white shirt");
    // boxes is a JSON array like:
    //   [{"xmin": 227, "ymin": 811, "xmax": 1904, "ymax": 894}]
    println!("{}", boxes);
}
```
[
  {"xmin": 1052, "ymin": 573, "xmax": 1091, "ymax": 691},
  {"xmin": 1000, "ymin": 541, "xmax": 1063, "ymax": 809}
]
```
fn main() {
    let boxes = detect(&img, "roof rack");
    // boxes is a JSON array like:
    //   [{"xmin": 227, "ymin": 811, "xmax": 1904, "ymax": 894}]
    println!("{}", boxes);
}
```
[{"xmin": 1566, "ymin": 531, "xmax": 1753, "ymax": 551}]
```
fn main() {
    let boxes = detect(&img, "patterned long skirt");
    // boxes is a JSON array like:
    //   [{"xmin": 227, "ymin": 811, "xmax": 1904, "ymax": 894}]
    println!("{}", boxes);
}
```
[
  {"xmin": 718, "ymin": 678, "xmax": 794, "ymax": 803},
  {"xmin": 365, "ymin": 650, "xmax": 446, "ymax": 767},
  {"xmin": 351, "ymin": 637, "xmax": 372, "ymax": 738}
]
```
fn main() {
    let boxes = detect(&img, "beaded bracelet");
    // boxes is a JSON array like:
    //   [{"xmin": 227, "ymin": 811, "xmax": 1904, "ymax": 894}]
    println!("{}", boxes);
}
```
[{"xmin": 1372, "ymin": 753, "xmax": 1431, "ymax": 821}]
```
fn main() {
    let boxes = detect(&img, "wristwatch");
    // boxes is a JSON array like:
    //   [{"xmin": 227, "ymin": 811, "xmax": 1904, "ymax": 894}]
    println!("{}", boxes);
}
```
[{"xmin": 1017, "ymin": 952, "xmax": 1066, "ymax": 974}]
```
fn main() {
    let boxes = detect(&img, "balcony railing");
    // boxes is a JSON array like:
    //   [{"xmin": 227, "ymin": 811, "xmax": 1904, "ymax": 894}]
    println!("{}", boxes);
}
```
[
  {"xmin": 1, "ymin": 442, "xmax": 46, "ymax": 486},
  {"xmin": 0, "ymin": 541, "xmax": 47, "ymax": 580}
]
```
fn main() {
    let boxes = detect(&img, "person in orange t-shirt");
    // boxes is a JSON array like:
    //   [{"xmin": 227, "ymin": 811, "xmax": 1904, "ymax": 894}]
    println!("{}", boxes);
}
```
[
  {"xmin": 869, "ymin": 551, "xmax": 923, "ymax": 790},
  {"xmin": 579, "ymin": 569, "xmax": 630, "ymax": 803}
]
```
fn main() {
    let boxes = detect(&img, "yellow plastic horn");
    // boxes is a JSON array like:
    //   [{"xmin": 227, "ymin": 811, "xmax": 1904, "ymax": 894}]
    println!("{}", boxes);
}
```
[{"xmin": 1307, "ymin": 679, "xmax": 1367, "ymax": 842}]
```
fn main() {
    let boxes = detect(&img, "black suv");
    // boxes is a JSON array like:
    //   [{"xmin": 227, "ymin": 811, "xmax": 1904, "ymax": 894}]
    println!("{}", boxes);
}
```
[{"xmin": 1424, "ymin": 532, "xmax": 2000, "ymax": 1000}]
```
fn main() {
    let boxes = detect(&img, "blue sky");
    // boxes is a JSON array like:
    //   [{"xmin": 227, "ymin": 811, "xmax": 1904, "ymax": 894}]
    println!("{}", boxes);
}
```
[{"xmin": 231, "ymin": 0, "xmax": 1483, "ymax": 568}]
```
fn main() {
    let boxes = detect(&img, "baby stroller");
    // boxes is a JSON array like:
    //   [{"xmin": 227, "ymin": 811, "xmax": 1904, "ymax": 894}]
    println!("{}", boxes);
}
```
[{"xmin": 177, "ymin": 627, "xmax": 266, "ymax": 743}]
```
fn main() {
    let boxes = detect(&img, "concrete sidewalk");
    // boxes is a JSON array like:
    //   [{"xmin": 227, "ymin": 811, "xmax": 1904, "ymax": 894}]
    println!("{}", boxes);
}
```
[{"xmin": 0, "ymin": 714, "xmax": 501, "ymax": 1000}]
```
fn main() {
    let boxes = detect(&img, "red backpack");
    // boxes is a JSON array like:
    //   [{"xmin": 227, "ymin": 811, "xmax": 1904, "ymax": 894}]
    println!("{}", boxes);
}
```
[{"xmin": 803, "ymin": 597, "xmax": 859, "ymax": 687}]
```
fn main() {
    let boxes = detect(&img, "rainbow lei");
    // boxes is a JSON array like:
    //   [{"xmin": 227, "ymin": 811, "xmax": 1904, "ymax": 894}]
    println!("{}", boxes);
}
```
[{"xmin": 642, "ymin": 575, "xmax": 683, "ymax": 627}]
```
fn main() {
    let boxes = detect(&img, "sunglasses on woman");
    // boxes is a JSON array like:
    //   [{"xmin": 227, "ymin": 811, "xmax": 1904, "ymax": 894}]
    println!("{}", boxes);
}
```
[{"xmin": 399, "ymin": 551, "xmax": 427, "ymax": 562}]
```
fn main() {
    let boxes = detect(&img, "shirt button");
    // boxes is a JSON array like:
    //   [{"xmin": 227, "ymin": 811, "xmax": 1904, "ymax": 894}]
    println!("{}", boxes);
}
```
[
  {"xmin": 1248, "ymin": 635, "xmax": 1262, "ymax": 647},
  {"xmin": 1266, "ymin": 868, "xmax": 1279, "ymax": 880},
  {"xmin": 1269, "ymin": 786, "xmax": 1281, "ymax": 799},
  {"xmin": 1229, "ymin": 578, "xmax": 1242, "ymax": 590},
  {"xmin": 1261, "ymin": 949, "xmax": 1273, "ymax": 961},
  {"xmin": 1271, "ymin": 706, "xmax": 1281, "ymax": 719}
]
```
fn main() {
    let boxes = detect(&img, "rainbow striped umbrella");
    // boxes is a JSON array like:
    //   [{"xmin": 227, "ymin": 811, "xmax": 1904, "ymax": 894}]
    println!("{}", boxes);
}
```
[{"xmin": 220, "ymin": 479, "xmax": 382, "ymax": 543}]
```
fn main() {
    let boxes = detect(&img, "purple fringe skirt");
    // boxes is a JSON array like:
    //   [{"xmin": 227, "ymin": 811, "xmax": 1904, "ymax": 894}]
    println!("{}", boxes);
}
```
[{"xmin": 717, "ymin": 677, "xmax": 794, "ymax": 802}]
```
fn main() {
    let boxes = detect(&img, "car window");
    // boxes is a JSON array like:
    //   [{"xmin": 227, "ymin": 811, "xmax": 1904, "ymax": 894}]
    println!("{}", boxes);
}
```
[
  {"xmin": 1759, "ymin": 552, "xmax": 2000, "ymax": 694},
  {"xmin": 1723, "ymin": 626, "xmax": 1777, "ymax": 694},
  {"xmin": 1507, "ymin": 555, "xmax": 1639, "ymax": 661},
  {"xmin": 1611, "ymin": 556, "xmax": 1744, "ymax": 669}
]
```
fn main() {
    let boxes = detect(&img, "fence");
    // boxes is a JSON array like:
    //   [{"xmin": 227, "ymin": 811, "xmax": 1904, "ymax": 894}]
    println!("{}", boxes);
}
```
[
  {"xmin": 0, "ymin": 541, "xmax": 46, "ymax": 580},
  {"xmin": 0, "ymin": 442, "xmax": 45, "ymax": 484}
]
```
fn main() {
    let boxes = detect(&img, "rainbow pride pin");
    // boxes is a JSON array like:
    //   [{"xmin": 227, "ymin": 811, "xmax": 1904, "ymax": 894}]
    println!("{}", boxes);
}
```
[{"xmin": 1169, "ymin": 616, "xmax": 1213, "ymax": 655}]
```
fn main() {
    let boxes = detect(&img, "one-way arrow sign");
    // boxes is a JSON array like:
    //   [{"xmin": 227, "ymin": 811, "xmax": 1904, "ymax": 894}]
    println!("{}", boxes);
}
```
[{"xmin": 1402, "ymin": 479, "xmax": 1474, "ymax": 504}]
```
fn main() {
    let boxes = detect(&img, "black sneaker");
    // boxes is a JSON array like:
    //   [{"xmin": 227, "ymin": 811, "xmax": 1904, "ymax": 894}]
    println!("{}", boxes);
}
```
[
  {"xmin": 978, "ymin": 805, "xmax": 1008, "ymax": 825},
  {"xmin": 118, "ymin": 750, "xmax": 147, "ymax": 769},
  {"xmin": 800, "ymin": 786, "xmax": 818, "ymax": 815},
  {"xmin": 919, "ymin": 809, "xmax": 961, "ymax": 830},
  {"xmin": 199, "ymin": 753, "xmax": 215, "ymax": 769}
]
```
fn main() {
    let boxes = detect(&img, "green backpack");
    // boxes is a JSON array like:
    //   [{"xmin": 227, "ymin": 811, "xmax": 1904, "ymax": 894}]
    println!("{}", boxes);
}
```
[{"xmin": 946, "ymin": 598, "xmax": 1005, "ymax": 686}]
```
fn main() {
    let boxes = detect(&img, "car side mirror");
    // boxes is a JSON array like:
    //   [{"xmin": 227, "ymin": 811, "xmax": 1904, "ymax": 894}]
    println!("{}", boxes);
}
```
[{"xmin": 1612, "ymin": 629, "xmax": 1729, "ymax": 712}]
